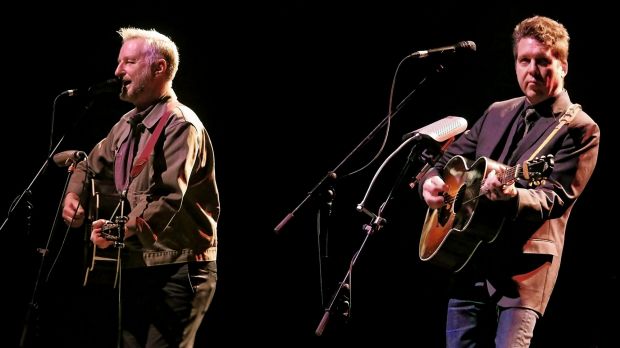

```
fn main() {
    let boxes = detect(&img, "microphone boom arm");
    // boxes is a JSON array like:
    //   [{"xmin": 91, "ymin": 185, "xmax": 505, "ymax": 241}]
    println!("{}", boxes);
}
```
[{"xmin": 273, "ymin": 65, "xmax": 450, "ymax": 234}]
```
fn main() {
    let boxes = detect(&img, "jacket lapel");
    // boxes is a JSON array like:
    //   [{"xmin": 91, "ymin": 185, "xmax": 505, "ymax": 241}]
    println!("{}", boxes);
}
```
[
  {"xmin": 511, "ymin": 116, "xmax": 557, "ymax": 160},
  {"xmin": 511, "ymin": 92, "xmax": 573, "ymax": 163}
]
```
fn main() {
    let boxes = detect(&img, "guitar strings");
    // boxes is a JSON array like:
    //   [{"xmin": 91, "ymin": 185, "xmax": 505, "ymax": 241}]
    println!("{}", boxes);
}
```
[
  {"xmin": 439, "ymin": 166, "xmax": 519, "ymax": 208},
  {"xmin": 433, "ymin": 155, "xmax": 551, "ymax": 210}
]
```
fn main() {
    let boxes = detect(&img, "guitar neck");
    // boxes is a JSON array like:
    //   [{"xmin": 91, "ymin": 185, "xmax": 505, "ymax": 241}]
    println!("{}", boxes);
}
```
[{"xmin": 500, "ymin": 163, "xmax": 521, "ymax": 185}]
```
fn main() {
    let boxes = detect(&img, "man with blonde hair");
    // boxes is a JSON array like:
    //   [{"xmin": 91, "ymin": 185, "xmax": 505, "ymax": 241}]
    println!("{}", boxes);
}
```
[{"xmin": 63, "ymin": 27, "xmax": 219, "ymax": 347}]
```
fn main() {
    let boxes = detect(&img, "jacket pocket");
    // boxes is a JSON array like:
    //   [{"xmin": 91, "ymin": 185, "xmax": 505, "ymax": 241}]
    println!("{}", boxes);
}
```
[{"xmin": 523, "ymin": 238, "xmax": 558, "ymax": 256}]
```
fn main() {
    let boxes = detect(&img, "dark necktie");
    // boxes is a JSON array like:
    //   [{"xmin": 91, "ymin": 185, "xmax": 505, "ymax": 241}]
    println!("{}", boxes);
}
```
[
  {"xmin": 499, "ymin": 107, "xmax": 538, "ymax": 165},
  {"xmin": 115, "ymin": 114, "xmax": 145, "ymax": 192},
  {"xmin": 522, "ymin": 108, "xmax": 538, "ymax": 137}
]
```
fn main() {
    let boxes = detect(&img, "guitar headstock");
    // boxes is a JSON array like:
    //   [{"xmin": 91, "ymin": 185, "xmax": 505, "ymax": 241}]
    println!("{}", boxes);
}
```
[{"xmin": 522, "ymin": 154, "xmax": 554, "ymax": 187}]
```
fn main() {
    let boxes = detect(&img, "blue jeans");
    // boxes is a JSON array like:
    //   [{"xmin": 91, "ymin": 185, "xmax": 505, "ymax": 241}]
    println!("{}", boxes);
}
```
[{"xmin": 446, "ymin": 296, "xmax": 539, "ymax": 347}]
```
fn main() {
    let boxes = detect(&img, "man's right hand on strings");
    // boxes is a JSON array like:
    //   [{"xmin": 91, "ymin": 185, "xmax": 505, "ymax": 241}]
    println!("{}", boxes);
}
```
[{"xmin": 423, "ymin": 175, "xmax": 448, "ymax": 209}]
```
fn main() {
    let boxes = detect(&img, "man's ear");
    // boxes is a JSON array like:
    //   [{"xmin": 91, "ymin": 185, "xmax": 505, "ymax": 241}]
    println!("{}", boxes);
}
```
[
  {"xmin": 153, "ymin": 58, "xmax": 167, "ymax": 76},
  {"xmin": 561, "ymin": 62, "xmax": 568, "ymax": 78}
]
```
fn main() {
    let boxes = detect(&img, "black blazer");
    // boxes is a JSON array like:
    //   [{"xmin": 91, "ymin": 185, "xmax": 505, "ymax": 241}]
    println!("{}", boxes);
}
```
[{"xmin": 424, "ymin": 91, "xmax": 600, "ymax": 314}]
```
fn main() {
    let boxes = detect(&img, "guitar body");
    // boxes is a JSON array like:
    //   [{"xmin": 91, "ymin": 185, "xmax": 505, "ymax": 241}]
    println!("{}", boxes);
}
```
[
  {"xmin": 83, "ymin": 179, "xmax": 122, "ymax": 288},
  {"xmin": 419, "ymin": 154, "xmax": 554, "ymax": 272},
  {"xmin": 419, "ymin": 155, "xmax": 506, "ymax": 272}
]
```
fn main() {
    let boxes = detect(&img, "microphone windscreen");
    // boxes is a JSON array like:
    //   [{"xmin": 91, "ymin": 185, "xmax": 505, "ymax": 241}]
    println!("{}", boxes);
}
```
[
  {"xmin": 403, "ymin": 116, "xmax": 468, "ymax": 142},
  {"xmin": 52, "ymin": 150, "xmax": 86, "ymax": 167},
  {"xmin": 458, "ymin": 41, "xmax": 476, "ymax": 52}
]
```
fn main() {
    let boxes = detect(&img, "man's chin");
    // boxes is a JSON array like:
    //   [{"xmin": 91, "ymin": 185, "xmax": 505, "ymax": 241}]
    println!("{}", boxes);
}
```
[
  {"xmin": 526, "ymin": 88, "xmax": 544, "ymax": 99},
  {"xmin": 119, "ymin": 92, "xmax": 132, "ymax": 103}
]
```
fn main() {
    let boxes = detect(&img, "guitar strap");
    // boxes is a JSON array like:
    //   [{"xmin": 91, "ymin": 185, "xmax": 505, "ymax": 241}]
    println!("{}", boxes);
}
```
[
  {"xmin": 129, "ymin": 103, "xmax": 176, "ymax": 179},
  {"xmin": 84, "ymin": 102, "xmax": 178, "ymax": 288},
  {"xmin": 526, "ymin": 103, "xmax": 581, "ymax": 162}
]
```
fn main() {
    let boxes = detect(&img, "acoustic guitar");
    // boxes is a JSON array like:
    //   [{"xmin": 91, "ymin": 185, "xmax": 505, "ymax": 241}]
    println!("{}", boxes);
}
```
[
  {"xmin": 419, "ymin": 154, "xmax": 554, "ymax": 272},
  {"xmin": 83, "ymin": 179, "xmax": 123, "ymax": 288}
]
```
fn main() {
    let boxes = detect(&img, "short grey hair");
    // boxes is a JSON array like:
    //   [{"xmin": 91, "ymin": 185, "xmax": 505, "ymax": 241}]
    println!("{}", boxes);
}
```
[{"xmin": 118, "ymin": 27, "xmax": 179, "ymax": 80}]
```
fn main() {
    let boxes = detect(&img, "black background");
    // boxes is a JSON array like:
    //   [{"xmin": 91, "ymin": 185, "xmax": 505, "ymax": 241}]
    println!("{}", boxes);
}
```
[{"xmin": 2, "ymin": 2, "xmax": 616, "ymax": 347}]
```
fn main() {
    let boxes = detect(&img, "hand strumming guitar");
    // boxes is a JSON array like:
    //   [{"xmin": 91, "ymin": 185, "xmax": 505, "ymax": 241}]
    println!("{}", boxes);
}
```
[{"xmin": 422, "ymin": 175, "xmax": 449, "ymax": 209}]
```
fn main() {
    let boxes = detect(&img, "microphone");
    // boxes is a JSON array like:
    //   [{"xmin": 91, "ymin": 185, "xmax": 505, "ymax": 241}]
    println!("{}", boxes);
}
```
[
  {"xmin": 402, "ymin": 116, "xmax": 468, "ymax": 142},
  {"xmin": 61, "ymin": 78, "xmax": 121, "ymax": 97},
  {"xmin": 408, "ymin": 41, "xmax": 476, "ymax": 59},
  {"xmin": 404, "ymin": 116, "xmax": 467, "ymax": 189},
  {"xmin": 52, "ymin": 150, "xmax": 87, "ymax": 167}
]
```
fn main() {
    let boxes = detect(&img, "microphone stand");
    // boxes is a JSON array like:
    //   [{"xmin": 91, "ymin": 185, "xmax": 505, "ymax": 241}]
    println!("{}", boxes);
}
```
[
  {"xmin": 12, "ymin": 97, "xmax": 96, "ymax": 348},
  {"xmin": 111, "ymin": 192, "xmax": 127, "ymax": 348},
  {"xmin": 19, "ymin": 158, "xmax": 87, "ymax": 347},
  {"xmin": 0, "ymin": 154, "xmax": 55, "ymax": 233},
  {"xmin": 315, "ymin": 214, "xmax": 382, "ymax": 336},
  {"xmin": 315, "ymin": 133, "xmax": 432, "ymax": 336},
  {"xmin": 272, "ymin": 61, "xmax": 447, "ymax": 337}
]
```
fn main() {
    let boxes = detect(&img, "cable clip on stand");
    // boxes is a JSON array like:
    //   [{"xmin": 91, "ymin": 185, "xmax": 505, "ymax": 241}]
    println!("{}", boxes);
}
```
[{"xmin": 315, "ymin": 203, "xmax": 386, "ymax": 337}]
